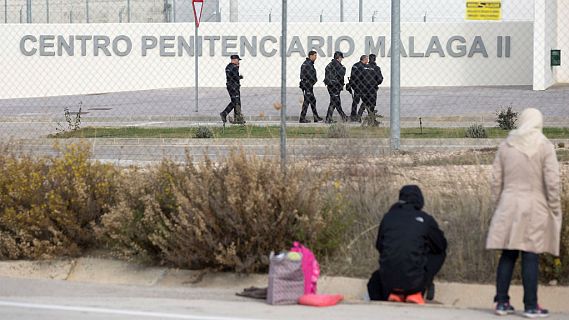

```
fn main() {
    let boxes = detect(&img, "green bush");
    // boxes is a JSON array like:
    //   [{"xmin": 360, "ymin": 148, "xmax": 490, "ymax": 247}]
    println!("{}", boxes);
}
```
[
  {"xmin": 99, "ymin": 151, "xmax": 345, "ymax": 272},
  {"xmin": 194, "ymin": 126, "xmax": 214, "ymax": 139},
  {"xmin": 0, "ymin": 143, "xmax": 118, "ymax": 259},
  {"xmin": 327, "ymin": 123, "xmax": 350, "ymax": 138},
  {"xmin": 496, "ymin": 106, "xmax": 519, "ymax": 130},
  {"xmin": 465, "ymin": 124, "xmax": 488, "ymax": 138}
]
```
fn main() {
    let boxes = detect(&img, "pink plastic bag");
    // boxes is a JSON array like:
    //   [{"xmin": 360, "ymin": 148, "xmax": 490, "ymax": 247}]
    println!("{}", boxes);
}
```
[{"xmin": 298, "ymin": 294, "xmax": 344, "ymax": 307}]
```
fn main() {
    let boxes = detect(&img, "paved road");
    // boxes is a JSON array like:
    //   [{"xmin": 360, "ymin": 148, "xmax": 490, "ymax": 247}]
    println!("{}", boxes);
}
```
[
  {"xmin": 1, "ymin": 277, "xmax": 566, "ymax": 320},
  {"xmin": 1, "ymin": 86, "xmax": 568, "ymax": 123},
  {"xmin": 1, "ymin": 85, "xmax": 568, "ymax": 140},
  {"xmin": 1, "ymin": 85, "xmax": 566, "ymax": 160}
]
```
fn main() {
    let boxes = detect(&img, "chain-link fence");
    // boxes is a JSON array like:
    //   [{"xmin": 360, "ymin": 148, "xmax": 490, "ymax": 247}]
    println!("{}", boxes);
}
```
[{"xmin": 0, "ymin": 0, "xmax": 568, "ymax": 162}]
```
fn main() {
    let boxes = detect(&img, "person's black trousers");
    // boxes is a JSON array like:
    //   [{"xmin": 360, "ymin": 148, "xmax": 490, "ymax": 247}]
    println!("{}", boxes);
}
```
[
  {"xmin": 326, "ymin": 87, "xmax": 347, "ymax": 121},
  {"xmin": 367, "ymin": 252, "xmax": 446, "ymax": 300},
  {"xmin": 351, "ymin": 92, "xmax": 361, "ymax": 117},
  {"xmin": 300, "ymin": 88, "xmax": 319, "ymax": 119},
  {"xmin": 424, "ymin": 252, "xmax": 446, "ymax": 291},
  {"xmin": 222, "ymin": 87, "xmax": 241, "ymax": 115},
  {"xmin": 357, "ymin": 93, "xmax": 376, "ymax": 116},
  {"xmin": 495, "ymin": 250, "xmax": 539, "ymax": 310}
]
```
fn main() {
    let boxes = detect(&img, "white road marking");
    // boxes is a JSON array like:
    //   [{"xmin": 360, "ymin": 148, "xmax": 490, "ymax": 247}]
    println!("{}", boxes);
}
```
[
  {"xmin": 125, "ymin": 122, "xmax": 166, "ymax": 127},
  {"xmin": 0, "ymin": 301, "xmax": 262, "ymax": 320}
]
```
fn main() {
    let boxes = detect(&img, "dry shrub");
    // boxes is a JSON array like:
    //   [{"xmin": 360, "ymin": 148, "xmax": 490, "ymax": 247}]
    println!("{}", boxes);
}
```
[
  {"xmin": 0, "ymin": 143, "xmax": 118, "ymax": 259},
  {"xmin": 541, "ymin": 171, "xmax": 569, "ymax": 283},
  {"xmin": 324, "ymin": 157, "xmax": 569, "ymax": 284},
  {"xmin": 100, "ymin": 150, "xmax": 344, "ymax": 272},
  {"xmin": 561, "ymin": 174, "xmax": 569, "ymax": 282},
  {"xmin": 321, "ymin": 163, "xmax": 499, "ymax": 282}
]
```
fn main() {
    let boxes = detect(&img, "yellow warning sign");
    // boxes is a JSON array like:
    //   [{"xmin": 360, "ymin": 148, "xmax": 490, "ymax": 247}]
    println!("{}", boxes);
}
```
[{"xmin": 466, "ymin": 1, "xmax": 502, "ymax": 20}]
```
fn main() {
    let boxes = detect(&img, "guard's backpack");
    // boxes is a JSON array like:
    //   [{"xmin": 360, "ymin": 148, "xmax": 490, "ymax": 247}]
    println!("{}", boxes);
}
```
[{"xmin": 290, "ymin": 242, "xmax": 320, "ymax": 295}]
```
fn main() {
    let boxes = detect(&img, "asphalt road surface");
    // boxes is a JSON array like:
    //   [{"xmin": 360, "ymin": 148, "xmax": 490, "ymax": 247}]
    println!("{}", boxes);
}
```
[
  {"xmin": 1, "ymin": 86, "xmax": 568, "ymax": 124},
  {"xmin": 1, "ymin": 277, "xmax": 567, "ymax": 320},
  {"xmin": 0, "ymin": 85, "xmax": 568, "ymax": 140}
]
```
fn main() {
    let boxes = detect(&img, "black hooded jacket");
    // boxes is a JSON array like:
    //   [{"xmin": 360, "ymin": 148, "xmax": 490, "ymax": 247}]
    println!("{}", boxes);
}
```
[
  {"xmin": 376, "ymin": 185, "xmax": 447, "ymax": 294},
  {"xmin": 225, "ymin": 63, "xmax": 241, "ymax": 91},
  {"xmin": 362, "ymin": 62, "xmax": 383, "ymax": 92},
  {"xmin": 300, "ymin": 58, "xmax": 317, "ymax": 89},
  {"xmin": 324, "ymin": 59, "xmax": 346, "ymax": 92}
]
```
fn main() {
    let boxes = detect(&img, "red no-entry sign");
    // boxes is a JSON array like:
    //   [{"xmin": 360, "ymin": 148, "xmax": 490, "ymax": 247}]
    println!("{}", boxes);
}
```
[{"xmin": 192, "ymin": 0, "xmax": 204, "ymax": 28}]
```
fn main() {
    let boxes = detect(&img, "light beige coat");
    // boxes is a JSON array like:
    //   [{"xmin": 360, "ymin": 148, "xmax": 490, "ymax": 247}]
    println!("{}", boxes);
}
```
[{"xmin": 486, "ymin": 140, "xmax": 562, "ymax": 256}]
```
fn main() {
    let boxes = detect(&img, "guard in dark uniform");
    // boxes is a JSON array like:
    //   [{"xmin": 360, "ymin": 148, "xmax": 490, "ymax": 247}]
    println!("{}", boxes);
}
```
[
  {"xmin": 324, "ymin": 51, "xmax": 348, "ymax": 123},
  {"xmin": 367, "ymin": 54, "xmax": 384, "ymax": 113},
  {"xmin": 357, "ymin": 54, "xmax": 384, "ymax": 120},
  {"xmin": 299, "ymin": 51, "xmax": 323, "ymax": 123},
  {"xmin": 220, "ymin": 55, "xmax": 246, "ymax": 124},
  {"xmin": 349, "ymin": 55, "xmax": 368, "ymax": 122}
]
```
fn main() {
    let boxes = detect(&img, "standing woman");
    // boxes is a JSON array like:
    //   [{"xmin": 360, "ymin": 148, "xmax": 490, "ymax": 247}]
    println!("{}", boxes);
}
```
[{"xmin": 486, "ymin": 108, "xmax": 562, "ymax": 318}]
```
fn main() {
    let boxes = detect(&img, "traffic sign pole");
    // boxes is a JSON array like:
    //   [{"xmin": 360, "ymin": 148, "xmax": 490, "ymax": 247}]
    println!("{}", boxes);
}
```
[{"xmin": 192, "ymin": 0, "xmax": 204, "ymax": 113}]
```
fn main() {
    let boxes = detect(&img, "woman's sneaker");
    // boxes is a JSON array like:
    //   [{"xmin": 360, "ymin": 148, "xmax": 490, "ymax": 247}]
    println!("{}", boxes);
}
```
[
  {"xmin": 495, "ymin": 302, "xmax": 515, "ymax": 316},
  {"xmin": 523, "ymin": 306, "xmax": 549, "ymax": 318}
]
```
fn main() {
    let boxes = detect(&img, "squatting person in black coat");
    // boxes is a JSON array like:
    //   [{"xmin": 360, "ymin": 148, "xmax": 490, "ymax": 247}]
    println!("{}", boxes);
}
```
[
  {"xmin": 299, "ymin": 51, "xmax": 323, "ymax": 123},
  {"xmin": 324, "ymin": 51, "xmax": 348, "ymax": 123},
  {"xmin": 220, "ymin": 55, "xmax": 246, "ymax": 124},
  {"xmin": 356, "ymin": 54, "xmax": 384, "ymax": 121},
  {"xmin": 367, "ymin": 185, "xmax": 447, "ymax": 304},
  {"xmin": 349, "ymin": 55, "xmax": 368, "ymax": 122}
]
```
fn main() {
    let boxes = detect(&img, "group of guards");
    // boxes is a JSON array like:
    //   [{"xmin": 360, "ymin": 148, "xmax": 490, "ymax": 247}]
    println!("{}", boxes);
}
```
[
  {"xmin": 220, "ymin": 52, "xmax": 383, "ymax": 125},
  {"xmin": 300, "ymin": 50, "xmax": 383, "ymax": 123}
]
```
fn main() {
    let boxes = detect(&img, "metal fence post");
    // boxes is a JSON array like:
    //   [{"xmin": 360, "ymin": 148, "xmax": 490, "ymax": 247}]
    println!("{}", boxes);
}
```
[
  {"xmin": 194, "ymin": 25, "xmax": 199, "ymax": 112},
  {"xmin": 216, "ymin": 0, "xmax": 220, "ymax": 21},
  {"xmin": 230, "ymin": 0, "xmax": 238, "ymax": 22},
  {"xmin": 26, "ymin": 0, "xmax": 32, "ymax": 23},
  {"xmin": 359, "ymin": 0, "xmax": 363, "ymax": 22},
  {"xmin": 46, "ymin": 0, "xmax": 49, "ymax": 23},
  {"xmin": 340, "ymin": 0, "xmax": 343, "ymax": 22},
  {"xmin": 86, "ymin": 0, "xmax": 90, "ymax": 23},
  {"xmin": 127, "ymin": 0, "xmax": 131, "ymax": 22},
  {"xmin": 163, "ymin": 0, "xmax": 168, "ymax": 22},
  {"xmin": 390, "ymin": 0, "xmax": 401, "ymax": 150},
  {"xmin": 280, "ymin": 0, "xmax": 287, "ymax": 168},
  {"xmin": 4, "ymin": 0, "xmax": 7, "ymax": 23},
  {"xmin": 172, "ymin": 0, "xmax": 176, "ymax": 22}
]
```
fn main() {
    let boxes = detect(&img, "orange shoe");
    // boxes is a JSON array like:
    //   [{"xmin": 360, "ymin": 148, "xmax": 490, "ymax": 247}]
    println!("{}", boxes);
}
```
[
  {"xmin": 405, "ymin": 292, "xmax": 425, "ymax": 305},
  {"xmin": 388, "ymin": 293, "xmax": 405, "ymax": 303}
]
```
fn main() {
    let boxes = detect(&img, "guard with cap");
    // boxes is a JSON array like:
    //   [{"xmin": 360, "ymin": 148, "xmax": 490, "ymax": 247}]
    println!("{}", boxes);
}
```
[
  {"xmin": 220, "ymin": 55, "xmax": 246, "ymax": 124},
  {"xmin": 323, "ymin": 51, "xmax": 348, "ymax": 123},
  {"xmin": 299, "ymin": 51, "xmax": 323, "ymax": 123},
  {"xmin": 367, "ymin": 185, "xmax": 447, "ymax": 304}
]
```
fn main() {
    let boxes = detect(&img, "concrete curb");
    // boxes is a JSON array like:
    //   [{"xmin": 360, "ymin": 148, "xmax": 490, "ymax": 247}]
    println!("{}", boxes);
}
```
[{"xmin": 0, "ymin": 258, "xmax": 568, "ymax": 313}]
